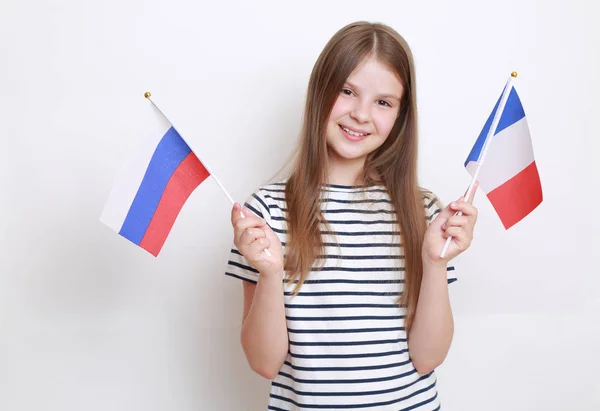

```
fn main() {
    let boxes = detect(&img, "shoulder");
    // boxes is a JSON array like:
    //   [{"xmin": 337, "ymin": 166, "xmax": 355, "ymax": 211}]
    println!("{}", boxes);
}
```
[
  {"xmin": 419, "ymin": 187, "xmax": 444, "ymax": 223},
  {"xmin": 243, "ymin": 180, "xmax": 288, "ymax": 220}
]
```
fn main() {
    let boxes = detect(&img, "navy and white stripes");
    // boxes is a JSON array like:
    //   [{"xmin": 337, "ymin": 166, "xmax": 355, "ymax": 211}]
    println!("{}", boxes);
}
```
[{"xmin": 226, "ymin": 182, "xmax": 456, "ymax": 410}]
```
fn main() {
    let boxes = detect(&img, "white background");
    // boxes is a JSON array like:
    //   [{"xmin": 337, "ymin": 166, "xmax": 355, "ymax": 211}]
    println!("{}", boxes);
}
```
[{"xmin": 1, "ymin": 0, "xmax": 599, "ymax": 410}]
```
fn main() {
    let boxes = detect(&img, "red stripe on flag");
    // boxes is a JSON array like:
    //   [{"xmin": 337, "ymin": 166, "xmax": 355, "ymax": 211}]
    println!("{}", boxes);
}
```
[
  {"xmin": 487, "ymin": 161, "xmax": 542, "ymax": 229},
  {"xmin": 140, "ymin": 153, "xmax": 210, "ymax": 256}
]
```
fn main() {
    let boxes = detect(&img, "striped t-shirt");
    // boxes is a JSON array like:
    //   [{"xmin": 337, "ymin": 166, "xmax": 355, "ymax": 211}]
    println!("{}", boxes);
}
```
[{"xmin": 225, "ymin": 182, "xmax": 457, "ymax": 411}]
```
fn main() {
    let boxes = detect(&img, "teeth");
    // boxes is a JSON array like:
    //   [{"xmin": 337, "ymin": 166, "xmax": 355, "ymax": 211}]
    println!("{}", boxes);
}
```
[{"xmin": 342, "ymin": 126, "xmax": 367, "ymax": 137}]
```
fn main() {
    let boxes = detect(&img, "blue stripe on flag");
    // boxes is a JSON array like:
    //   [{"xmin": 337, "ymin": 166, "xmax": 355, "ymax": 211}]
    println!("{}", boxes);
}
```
[
  {"xmin": 119, "ymin": 127, "xmax": 191, "ymax": 244},
  {"xmin": 497, "ymin": 86, "xmax": 525, "ymax": 134},
  {"xmin": 464, "ymin": 86, "xmax": 526, "ymax": 167}
]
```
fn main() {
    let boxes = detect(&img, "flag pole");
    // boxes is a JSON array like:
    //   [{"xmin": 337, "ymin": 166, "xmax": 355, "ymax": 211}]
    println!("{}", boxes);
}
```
[
  {"xmin": 143, "ymin": 92, "xmax": 271, "ymax": 256},
  {"xmin": 439, "ymin": 72, "xmax": 518, "ymax": 258}
]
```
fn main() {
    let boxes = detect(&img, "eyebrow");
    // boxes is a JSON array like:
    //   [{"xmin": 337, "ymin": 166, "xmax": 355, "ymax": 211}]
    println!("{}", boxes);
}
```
[{"xmin": 345, "ymin": 81, "xmax": 402, "ymax": 101}]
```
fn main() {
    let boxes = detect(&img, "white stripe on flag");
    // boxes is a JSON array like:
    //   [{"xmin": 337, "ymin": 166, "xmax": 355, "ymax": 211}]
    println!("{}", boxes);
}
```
[{"xmin": 466, "ymin": 117, "xmax": 534, "ymax": 194}]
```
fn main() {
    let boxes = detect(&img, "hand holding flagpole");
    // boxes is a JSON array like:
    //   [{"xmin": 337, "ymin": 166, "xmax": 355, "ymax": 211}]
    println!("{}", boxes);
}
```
[
  {"xmin": 144, "ymin": 92, "xmax": 271, "ymax": 256},
  {"xmin": 439, "ymin": 72, "xmax": 518, "ymax": 258}
]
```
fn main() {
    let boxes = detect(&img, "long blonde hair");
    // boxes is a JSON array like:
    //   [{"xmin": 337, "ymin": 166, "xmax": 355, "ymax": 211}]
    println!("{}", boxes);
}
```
[{"xmin": 283, "ymin": 21, "xmax": 427, "ymax": 331}]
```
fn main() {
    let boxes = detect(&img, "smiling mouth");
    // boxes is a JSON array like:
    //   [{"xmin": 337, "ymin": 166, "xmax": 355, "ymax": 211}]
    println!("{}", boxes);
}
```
[{"xmin": 340, "ymin": 125, "xmax": 370, "ymax": 138}]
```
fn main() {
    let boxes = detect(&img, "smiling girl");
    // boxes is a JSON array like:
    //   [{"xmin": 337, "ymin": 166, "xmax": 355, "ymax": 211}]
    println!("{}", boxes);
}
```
[{"xmin": 225, "ymin": 21, "xmax": 478, "ymax": 410}]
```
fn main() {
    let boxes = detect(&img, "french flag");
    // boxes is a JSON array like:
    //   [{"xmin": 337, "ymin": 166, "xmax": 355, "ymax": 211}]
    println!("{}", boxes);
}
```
[
  {"xmin": 100, "ymin": 111, "xmax": 209, "ymax": 256},
  {"xmin": 465, "ymin": 84, "xmax": 542, "ymax": 229}
]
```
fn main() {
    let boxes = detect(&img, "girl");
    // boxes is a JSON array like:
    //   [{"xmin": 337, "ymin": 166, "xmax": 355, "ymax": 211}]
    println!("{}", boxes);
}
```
[{"xmin": 225, "ymin": 21, "xmax": 478, "ymax": 411}]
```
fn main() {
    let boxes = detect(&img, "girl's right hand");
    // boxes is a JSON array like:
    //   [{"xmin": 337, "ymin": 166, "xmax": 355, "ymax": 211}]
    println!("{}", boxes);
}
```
[{"xmin": 231, "ymin": 203, "xmax": 284, "ymax": 278}]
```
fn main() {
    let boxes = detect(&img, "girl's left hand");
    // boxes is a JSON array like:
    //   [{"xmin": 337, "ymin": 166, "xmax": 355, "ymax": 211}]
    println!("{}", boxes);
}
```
[{"xmin": 422, "ymin": 182, "xmax": 479, "ymax": 264}]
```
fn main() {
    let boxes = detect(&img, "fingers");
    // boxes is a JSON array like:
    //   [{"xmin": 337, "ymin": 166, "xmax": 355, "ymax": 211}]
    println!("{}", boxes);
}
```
[
  {"xmin": 234, "ymin": 215, "xmax": 264, "ymax": 238},
  {"xmin": 231, "ymin": 202, "xmax": 271, "ymax": 253},
  {"xmin": 231, "ymin": 203, "xmax": 254, "ymax": 225},
  {"xmin": 435, "ymin": 202, "xmax": 457, "ymax": 220},
  {"xmin": 231, "ymin": 203, "xmax": 242, "ymax": 224},
  {"xmin": 447, "ymin": 181, "xmax": 479, "ymax": 219},
  {"xmin": 442, "ymin": 208, "xmax": 475, "ymax": 251},
  {"xmin": 232, "ymin": 204, "xmax": 264, "ymax": 229},
  {"xmin": 442, "ymin": 226, "xmax": 471, "ymax": 250},
  {"xmin": 443, "ymin": 225, "xmax": 463, "ymax": 239},
  {"xmin": 449, "ymin": 200, "xmax": 478, "ymax": 220},
  {"xmin": 442, "ymin": 215, "xmax": 469, "ymax": 230},
  {"xmin": 240, "ymin": 227, "xmax": 266, "ymax": 247},
  {"xmin": 247, "ymin": 237, "xmax": 272, "ymax": 259},
  {"xmin": 235, "ymin": 223, "xmax": 267, "ymax": 248}
]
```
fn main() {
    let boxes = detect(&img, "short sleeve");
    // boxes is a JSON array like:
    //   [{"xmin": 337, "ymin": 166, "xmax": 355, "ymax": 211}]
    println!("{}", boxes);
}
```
[
  {"xmin": 224, "ymin": 189, "xmax": 273, "ymax": 284},
  {"xmin": 423, "ymin": 190, "xmax": 458, "ymax": 285}
]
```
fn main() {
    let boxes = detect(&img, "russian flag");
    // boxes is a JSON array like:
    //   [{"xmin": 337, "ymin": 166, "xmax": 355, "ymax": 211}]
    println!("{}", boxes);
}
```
[
  {"xmin": 465, "ymin": 85, "xmax": 542, "ymax": 229},
  {"xmin": 100, "ymin": 111, "xmax": 209, "ymax": 256}
]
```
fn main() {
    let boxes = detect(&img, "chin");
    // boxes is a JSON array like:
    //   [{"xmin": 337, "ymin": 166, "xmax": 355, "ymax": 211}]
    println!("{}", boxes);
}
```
[{"xmin": 329, "ymin": 145, "xmax": 368, "ymax": 162}]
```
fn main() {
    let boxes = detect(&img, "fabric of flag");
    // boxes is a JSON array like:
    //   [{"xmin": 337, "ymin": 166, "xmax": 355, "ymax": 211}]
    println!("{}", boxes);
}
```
[
  {"xmin": 465, "ymin": 85, "xmax": 542, "ymax": 229},
  {"xmin": 100, "ymin": 113, "xmax": 209, "ymax": 256}
]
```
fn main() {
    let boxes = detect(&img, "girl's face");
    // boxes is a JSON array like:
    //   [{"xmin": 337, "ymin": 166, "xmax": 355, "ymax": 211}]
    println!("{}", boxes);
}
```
[{"xmin": 325, "ymin": 57, "xmax": 404, "ymax": 170}]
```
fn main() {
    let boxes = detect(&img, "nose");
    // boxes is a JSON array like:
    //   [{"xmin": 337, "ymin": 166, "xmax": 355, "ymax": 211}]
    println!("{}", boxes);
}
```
[{"xmin": 349, "ymin": 100, "xmax": 371, "ymax": 124}]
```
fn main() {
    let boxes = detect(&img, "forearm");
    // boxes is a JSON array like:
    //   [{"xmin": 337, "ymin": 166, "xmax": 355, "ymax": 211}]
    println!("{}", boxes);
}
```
[
  {"xmin": 407, "ymin": 260, "xmax": 454, "ymax": 374},
  {"xmin": 241, "ymin": 273, "xmax": 289, "ymax": 379}
]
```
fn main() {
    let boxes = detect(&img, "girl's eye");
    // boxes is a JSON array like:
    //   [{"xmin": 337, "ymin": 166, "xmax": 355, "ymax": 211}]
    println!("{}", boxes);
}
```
[
  {"xmin": 341, "ymin": 88, "xmax": 354, "ymax": 96},
  {"xmin": 377, "ymin": 100, "xmax": 392, "ymax": 107}
]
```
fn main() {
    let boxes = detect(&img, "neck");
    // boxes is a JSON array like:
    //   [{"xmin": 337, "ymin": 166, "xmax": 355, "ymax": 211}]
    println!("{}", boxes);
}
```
[{"xmin": 326, "ymin": 150, "xmax": 367, "ymax": 186}]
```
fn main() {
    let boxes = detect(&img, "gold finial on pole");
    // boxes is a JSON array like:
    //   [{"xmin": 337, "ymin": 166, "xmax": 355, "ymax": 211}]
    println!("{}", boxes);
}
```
[
  {"xmin": 144, "ymin": 92, "xmax": 151, "ymax": 98},
  {"xmin": 511, "ymin": 71, "xmax": 518, "ymax": 78}
]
